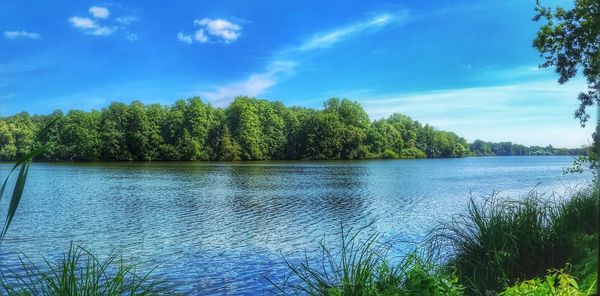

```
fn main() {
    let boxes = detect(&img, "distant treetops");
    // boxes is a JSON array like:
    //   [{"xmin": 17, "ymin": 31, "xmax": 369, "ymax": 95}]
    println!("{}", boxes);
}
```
[{"xmin": 0, "ymin": 97, "xmax": 587, "ymax": 161}]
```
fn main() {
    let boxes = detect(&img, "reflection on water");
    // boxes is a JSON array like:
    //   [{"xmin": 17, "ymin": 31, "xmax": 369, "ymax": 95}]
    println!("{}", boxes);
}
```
[{"xmin": 0, "ymin": 156, "xmax": 591, "ymax": 295}]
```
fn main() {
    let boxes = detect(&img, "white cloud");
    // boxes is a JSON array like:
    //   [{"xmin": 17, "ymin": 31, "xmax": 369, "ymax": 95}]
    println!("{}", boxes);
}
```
[
  {"xmin": 68, "ymin": 16, "xmax": 97, "ymax": 29},
  {"xmin": 194, "ymin": 29, "xmax": 208, "ymax": 43},
  {"xmin": 68, "ymin": 16, "xmax": 116, "ymax": 36},
  {"xmin": 300, "ymin": 13, "xmax": 402, "ymax": 50},
  {"xmin": 179, "ymin": 18, "xmax": 242, "ymax": 44},
  {"xmin": 3, "ymin": 30, "xmax": 40, "ymax": 39},
  {"xmin": 177, "ymin": 32, "xmax": 193, "ymax": 44},
  {"xmin": 89, "ymin": 6, "xmax": 110, "ymax": 19},
  {"xmin": 69, "ymin": 7, "xmax": 136, "ymax": 37},
  {"xmin": 194, "ymin": 18, "xmax": 241, "ymax": 43}
]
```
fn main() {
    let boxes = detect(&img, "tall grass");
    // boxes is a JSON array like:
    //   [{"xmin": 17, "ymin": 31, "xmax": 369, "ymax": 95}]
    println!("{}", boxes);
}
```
[
  {"xmin": 1, "ymin": 244, "xmax": 161, "ymax": 295},
  {"xmin": 270, "ymin": 226, "xmax": 463, "ymax": 295},
  {"xmin": 429, "ymin": 188, "xmax": 598, "ymax": 295}
]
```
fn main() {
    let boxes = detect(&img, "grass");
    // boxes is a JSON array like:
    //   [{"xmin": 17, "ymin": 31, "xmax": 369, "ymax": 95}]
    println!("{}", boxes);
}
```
[
  {"xmin": 274, "ymin": 186, "xmax": 598, "ymax": 295},
  {"xmin": 429, "ymin": 188, "xmax": 598, "ymax": 295},
  {"xmin": 1, "ymin": 244, "xmax": 162, "ymax": 296},
  {"xmin": 270, "ymin": 226, "xmax": 464, "ymax": 295}
]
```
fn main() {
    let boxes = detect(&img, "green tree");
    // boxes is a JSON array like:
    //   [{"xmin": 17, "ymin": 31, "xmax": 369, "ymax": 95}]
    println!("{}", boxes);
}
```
[
  {"xmin": 59, "ymin": 110, "xmax": 101, "ymax": 161},
  {"xmin": 126, "ymin": 101, "xmax": 151, "ymax": 161},
  {"xmin": 99, "ymin": 103, "xmax": 130, "ymax": 161},
  {"xmin": 0, "ymin": 120, "xmax": 17, "ymax": 161},
  {"xmin": 534, "ymin": 0, "xmax": 600, "ymax": 125},
  {"xmin": 227, "ymin": 97, "xmax": 265, "ymax": 160},
  {"xmin": 214, "ymin": 124, "xmax": 242, "ymax": 160}
]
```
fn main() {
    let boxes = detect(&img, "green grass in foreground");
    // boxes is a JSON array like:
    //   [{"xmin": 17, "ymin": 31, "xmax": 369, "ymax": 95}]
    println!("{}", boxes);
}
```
[
  {"xmin": 273, "ymin": 187, "xmax": 598, "ymax": 295},
  {"xmin": 270, "ymin": 229, "xmax": 464, "ymax": 295},
  {"xmin": 1, "ymin": 244, "xmax": 161, "ymax": 296}
]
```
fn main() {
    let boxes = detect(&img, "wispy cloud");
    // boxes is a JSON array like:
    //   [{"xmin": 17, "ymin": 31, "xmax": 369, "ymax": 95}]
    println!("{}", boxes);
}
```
[
  {"xmin": 125, "ymin": 32, "xmax": 138, "ymax": 41},
  {"xmin": 178, "ymin": 18, "xmax": 242, "ymax": 44},
  {"xmin": 359, "ymin": 78, "xmax": 593, "ymax": 146},
  {"xmin": 115, "ymin": 16, "xmax": 138, "ymax": 25},
  {"xmin": 3, "ymin": 30, "xmax": 41, "ymax": 39},
  {"xmin": 196, "ymin": 11, "xmax": 407, "ymax": 104},
  {"xmin": 299, "ymin": 13, "xmax": 400, "ymax": 50},
  {"xmin": 199, "ymin": 60, "xmax": 297, "ymax": 104}
]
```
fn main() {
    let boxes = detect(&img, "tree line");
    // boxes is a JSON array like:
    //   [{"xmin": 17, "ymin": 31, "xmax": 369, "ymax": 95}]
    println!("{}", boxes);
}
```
[
  {"xmin": 0, "ymin": 97, "xmax": 587, "ymax": 161},
  {"xmin": 469, "ymin": 140, "xmax": 587, "ymax": 156}
]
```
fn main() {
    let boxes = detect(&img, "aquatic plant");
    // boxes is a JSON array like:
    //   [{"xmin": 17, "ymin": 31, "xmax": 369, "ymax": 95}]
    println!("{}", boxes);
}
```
[
  {"xmin": 429, "ymin": 188, "xmax": 598, "ymax": 295},
  {"xmin": 1, "ymin": 244, "xmax": 161, "ymax": 296},
  {"xmin": 270, "ymin": 226, "xmax": 463, "ymax": 295}
]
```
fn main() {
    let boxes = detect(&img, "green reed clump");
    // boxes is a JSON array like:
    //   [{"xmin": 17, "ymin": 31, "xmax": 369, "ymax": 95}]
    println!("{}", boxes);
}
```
[
  {"xmin": 430, "ymin": 188, "xmax": 598, "ymax": 295},
  {"xmin": 271, "ymin": 227, "xmax": 463, "ymax": 295},
  {"xmin": 1, "ymin": 244, "xmax": 161, "ymax": 296}
]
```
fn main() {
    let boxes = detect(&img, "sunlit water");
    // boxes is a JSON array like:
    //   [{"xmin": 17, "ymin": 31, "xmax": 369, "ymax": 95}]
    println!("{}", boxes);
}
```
[{"xmin": 0, "ymin": 156, "xmax": 592, "ymax": 295}]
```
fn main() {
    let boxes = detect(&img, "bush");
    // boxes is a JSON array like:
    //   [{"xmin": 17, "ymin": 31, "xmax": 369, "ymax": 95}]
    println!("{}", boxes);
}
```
[{"xmin": 399, "ymin": 148, "xmax": 426, "ymax": 159}]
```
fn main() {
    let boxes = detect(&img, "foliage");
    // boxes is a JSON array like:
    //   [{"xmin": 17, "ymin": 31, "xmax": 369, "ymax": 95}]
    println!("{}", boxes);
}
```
[
  {"xmin": 429, "ymin": 188, "xmax": 599, "ymax": 295},
  {"xmin": 499, "ymin": 268, "xmax": 593, "ymax": 296},
  {"xmin": 272, "ymin": 227, "xmax": 464, "ymax": 295},
  {"xmin": 380, "ymin": 149, "xmax": 399, "ymax": 159},
  {"xmin": 0, "ymin": 97, "xmax": 475, "ymax": 161},
  {"xmin": 397, "ymin": 254, "xmax": 463, "ymax": 296},
  {"xmin": 534, "ymin": 0, "xmax": 600, "ymax": 125},
  {"xmin": 1, "ymin": 244, "xmax": 161, "ymax": 295}
]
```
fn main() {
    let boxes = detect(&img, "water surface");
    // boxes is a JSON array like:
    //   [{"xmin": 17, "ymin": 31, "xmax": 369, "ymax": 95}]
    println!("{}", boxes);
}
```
[{"xmin": 0, "ymin": 156, "xmax": 591, "ymax": 295}]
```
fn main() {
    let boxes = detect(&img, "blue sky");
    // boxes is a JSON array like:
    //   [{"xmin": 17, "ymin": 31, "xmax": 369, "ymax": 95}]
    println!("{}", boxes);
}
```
[{"xmin": 0, "ymin": 0, "xmax": 594, "ymax": 147}]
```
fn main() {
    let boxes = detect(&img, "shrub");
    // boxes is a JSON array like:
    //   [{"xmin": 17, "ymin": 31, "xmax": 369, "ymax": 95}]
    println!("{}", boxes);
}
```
[{"xmin": 399, "ymin": 148, "xmax": 426, "ymax": 159}]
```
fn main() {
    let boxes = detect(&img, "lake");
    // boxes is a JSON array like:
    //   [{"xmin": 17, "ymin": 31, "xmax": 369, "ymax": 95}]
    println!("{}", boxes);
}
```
[{"xmin": 0, "ymin": 156, "xmax": 592, "ymax": 295}]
